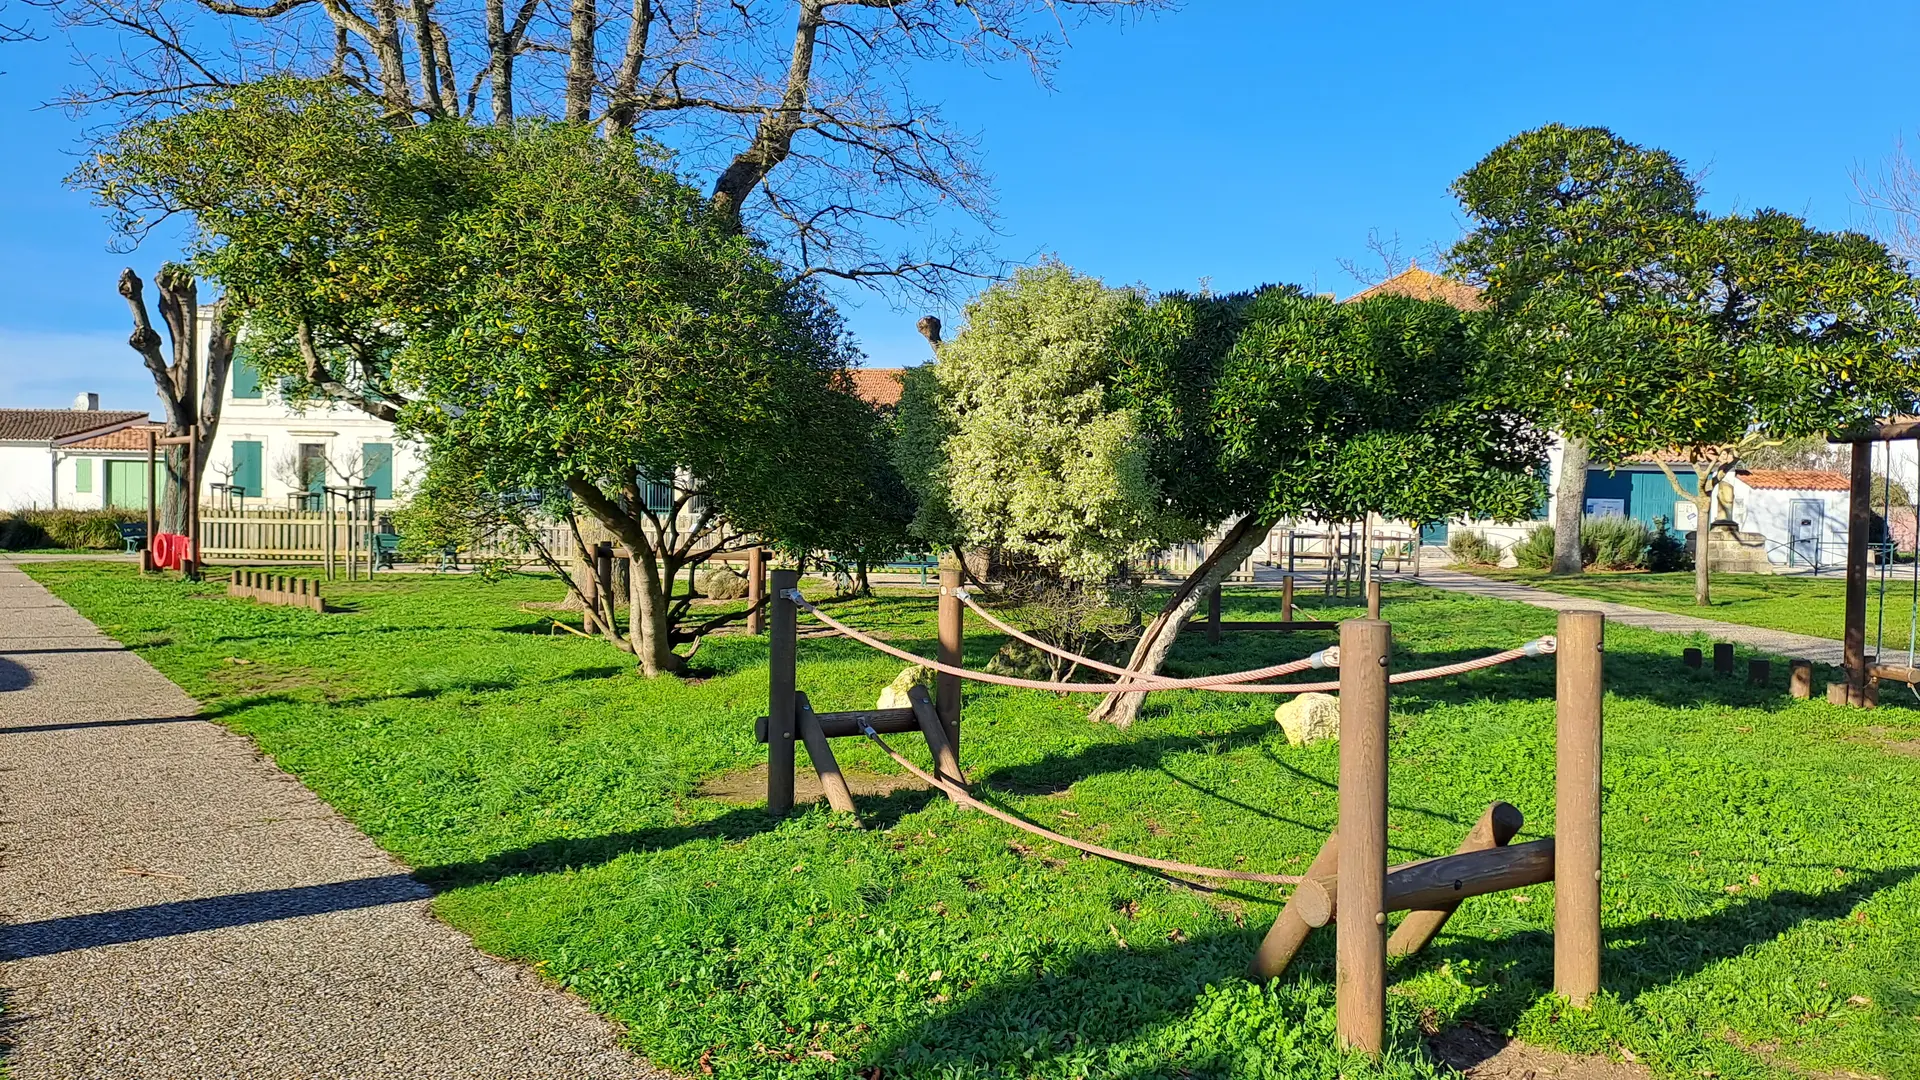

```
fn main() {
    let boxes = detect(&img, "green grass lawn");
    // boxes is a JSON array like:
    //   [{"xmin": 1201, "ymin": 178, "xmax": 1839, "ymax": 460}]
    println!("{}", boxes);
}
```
[
  {"xmin": 1462, "ymin": 567, "xmax": 1920, "ymax": 656},
  {"xmin": 23, "ymin": 563, "xmax": 1920, "ymax": 1080}
]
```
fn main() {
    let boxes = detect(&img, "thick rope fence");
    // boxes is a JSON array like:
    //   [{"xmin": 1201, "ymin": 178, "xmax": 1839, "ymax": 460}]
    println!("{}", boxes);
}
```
[{"xmin": 756, "ymin": 563, "xmax": 1605, "ymax": 1059}]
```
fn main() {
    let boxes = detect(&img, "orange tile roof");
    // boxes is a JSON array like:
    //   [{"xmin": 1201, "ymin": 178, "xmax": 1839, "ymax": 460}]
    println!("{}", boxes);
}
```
[
  {"xmin": 1736, "ymin": 469, "xmax": 1852, "ymax": 492},
  {"xmin": 64, "ymin": 421, "xmax": 164, "ymax": 451},
  {"xmin": 1343, "ymin": 265, "xmax": 1487, "ymax": 311},
  {"xmin": 848, "ymin": 368, "xmax": 906, "ymax": 408},
  {"xmin": 0, "ymin": 409, "xmax": 149, "ymax": 443}
]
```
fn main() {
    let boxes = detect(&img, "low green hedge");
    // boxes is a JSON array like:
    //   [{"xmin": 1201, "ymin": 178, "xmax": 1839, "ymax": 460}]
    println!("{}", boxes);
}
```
[{"xmin": 0, "ymin": 509, "xmax": 145, "ymax": 551}]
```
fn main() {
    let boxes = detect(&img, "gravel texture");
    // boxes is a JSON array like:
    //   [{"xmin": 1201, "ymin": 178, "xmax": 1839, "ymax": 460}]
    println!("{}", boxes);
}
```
[{"xmin": 0, "ymin": 563, "xmax": 667, "ymax": 1079}]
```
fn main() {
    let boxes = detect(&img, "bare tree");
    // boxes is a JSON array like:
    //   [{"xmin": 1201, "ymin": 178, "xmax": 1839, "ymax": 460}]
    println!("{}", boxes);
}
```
[
  {"xmin": 1856, "ymin": 136, "xmax": 1920, "ymax": 267},
  {"xmin": 44, "ymin": 0, "xmax": 1167, "ymax": 301},
  {"xmin": 118, "ymin": 266, "xmax": 234, "ymax": 534}
]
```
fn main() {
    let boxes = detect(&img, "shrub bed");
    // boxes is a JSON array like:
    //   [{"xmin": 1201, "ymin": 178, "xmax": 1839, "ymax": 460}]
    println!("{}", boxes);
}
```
[{"xmin": 0, "ymin": 508, "xmax": 144, "ymax": 551}]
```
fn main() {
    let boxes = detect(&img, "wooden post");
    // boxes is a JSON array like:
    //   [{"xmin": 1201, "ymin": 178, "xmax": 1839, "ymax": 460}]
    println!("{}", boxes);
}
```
[
  {"xmin": 1555, "ymin": 609, "xmax": 1604, "ymax": 1007},
  {"xmin": 1249, "ymin": 828, "xmax": 1339, "ymax": 982},
  {"xmin": 1713, "ymin": 642, "xmax": 1734, "ymax": 675},
  {"xmin": 1207, "ymin": 585, "xmax": 1222, "ymax": 643},
  {"xmin": 1790, "ymin": 660, "xmax": 1813, "ymax": 700},
  {"xmin": 595, "ymin": 543, "xmax": 615, "ymax": 633},
  {"xmin": 1827, "ymin": 680, "xmax": 1850, "ymax": 705},
  {"xmin": 581, "ymin": 545, "xmax": 601, "ymax": 635},
  {"xmin": 768, "ymin": 568, "xmax": 800, "ymax": 815},
  {"xmin": 1366, "ymin": 579, "xmax": 1382, "ymax": 619},
  {"xmin": 937, "ymin": 558, "xmax": 964, "ymax": 762},
  {"xmin": 184, "ymin": 430, "xmax": 200, "ymax": 580},
  {"xmin": 1282, "ymin": 575, "xmax": 1294, "ymax": 623},
  {"xmin": 747, "ymin": 546, "xmax": 766, "ymax": 635},
  {"xmin": 1388, "ymin": 802, "xmax": 1523, "ymax": 957},
  {"xmin": 1336, "ymin": 618, "xmax": 1390, "ymax": 1057},
  {"xmin": 1682, "ymin": 647, "xmax": 1702, "ymax": 669},
  {"xmin": 1747, "ymin": 659, "xmax": 1770, "ymax": 686},
  {"xmin": 795, "ymin": 692, "xmax": 858, "ymax": 815},
  {"xmin": 144, "ymin": 428, "xmax": 157, "ymax": 573},
  {"xmin": 1845, "ymin": 440, "xmax": 1872, "ymax": 702}
]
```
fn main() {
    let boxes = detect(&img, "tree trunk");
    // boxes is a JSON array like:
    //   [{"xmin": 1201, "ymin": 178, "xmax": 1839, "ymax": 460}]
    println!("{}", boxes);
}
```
[
  {"xmin": 1088, "ymin": 514, "xmax": 1271, "ymax": 728},
  {"xmin": 628, "ymin": 549, "xmax": 684, "ymax": 676},
  {"xmin": 1553, "ymin": 436, "xmax": 1590, "ymax": 575},
  {"xmin": 1694, "ymin": 490, "xmax": 1713, "ymax": 606}
]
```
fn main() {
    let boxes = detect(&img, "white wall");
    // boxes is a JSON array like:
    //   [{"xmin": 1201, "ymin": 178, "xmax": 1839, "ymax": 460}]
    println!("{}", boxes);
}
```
[
  {"xmin": 53, "ymin": 453, "xmax": 106, "ymax": 511},
  {"xmin": 1733, "ymin": 485, "xmax": 1850, "ymax": 569},
  {"xmin": 0, "ymin": 443, "xmax": 53, "ymax": 510},
  {"xmin": 210, "ymin": 397, "xmax": 424, "ymax": 509}
]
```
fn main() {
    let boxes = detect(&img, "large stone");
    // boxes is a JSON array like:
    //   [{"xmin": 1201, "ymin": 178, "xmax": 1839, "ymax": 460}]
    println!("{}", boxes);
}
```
[
  {"xmin": 876, "ymin": 665, "xmax": 933, "ymax": 710},
  {"xmin": 1275, "ymin": 692, "xmax": 1341, "ymax": 747}
]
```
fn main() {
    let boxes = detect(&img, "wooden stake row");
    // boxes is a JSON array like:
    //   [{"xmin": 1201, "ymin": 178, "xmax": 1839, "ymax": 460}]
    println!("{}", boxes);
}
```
[{"xmin": 227, "ymin": 569, "xmax": 323, "ymax": 612}]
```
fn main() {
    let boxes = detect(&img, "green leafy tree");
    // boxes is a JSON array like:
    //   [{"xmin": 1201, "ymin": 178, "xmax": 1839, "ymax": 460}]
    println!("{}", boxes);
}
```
[
  {"xmin": 397, "ymin": 123, "xmax": 866, "ymax": 674},
  {"xmin": 1569, "ymin": 210, "xmax": 1920, "ymax": 603},
  {"xmin": 901, "ymin": 263, "xmax": 1202, "ymax": 585},
  {"xmin": 1449, "ymin": 123, "xmax": 1703, "ymax": 577},
  {"xmin": 1087, "ymin": 287, "xmax": 1548, "ymax": 725}
]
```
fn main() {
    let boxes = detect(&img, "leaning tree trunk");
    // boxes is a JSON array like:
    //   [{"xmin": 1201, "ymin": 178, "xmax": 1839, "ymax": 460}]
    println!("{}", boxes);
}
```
[
  {"xmin": 1089, "ymin": 514, "xmax": 1272, "ymax": 728},
  {"xmin": 1553, "ymin": 436, "xmax": 1590, "ymax": 575},
  {"xmin": 1693, "ymin": 489, "xmax": 1714, "ymax": 606}
]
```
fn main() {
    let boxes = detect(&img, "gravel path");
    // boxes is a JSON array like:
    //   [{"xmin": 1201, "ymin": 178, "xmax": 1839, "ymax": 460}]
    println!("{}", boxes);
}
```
[
  {"xmin": 0, "ymin": 563, "xmax": 666, "ymax": 1079},
  {"xmin": 1415, "ymin": 568, "xmax": 1849, "ymax": 665}
]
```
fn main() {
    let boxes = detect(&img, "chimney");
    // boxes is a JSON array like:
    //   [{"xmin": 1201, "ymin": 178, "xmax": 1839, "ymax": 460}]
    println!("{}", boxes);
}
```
[{"xmin": 72, "ymin": 392, "xmax": 100, "ymax": 411}]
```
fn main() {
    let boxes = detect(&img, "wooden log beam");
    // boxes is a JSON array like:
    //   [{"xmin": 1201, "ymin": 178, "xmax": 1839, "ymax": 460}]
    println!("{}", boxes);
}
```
[
  {"xmin": 1178, "ymin": 620, "xmax": 1339, "ymax": 634},
  {"xmin": 1295, "ymin": 838, "xmax": 1558, "ymax": 929},
  {"xmin": 754, "ymin": 708, "xmax": 921, "ymax": 743},
  {"xmin": 1248, "ymin": 828, "xmax": 1339, "ymax": 982},
  {"xmin": 1387, "ymin": 802, "xmax": 1523, "ymax": 958},
  {"xmin": 796, "ymin": 692, "xmax": 859, "ymax": 816},
  {"xmin": 907, "ymin": 683, "xmax": 966, "ymax": 786}
]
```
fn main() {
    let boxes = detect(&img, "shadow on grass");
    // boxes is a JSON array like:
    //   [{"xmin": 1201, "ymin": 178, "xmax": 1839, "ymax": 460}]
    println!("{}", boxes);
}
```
[
  {"xmin": 417, "ymin": 786, "xmax": 942, "ymax": 890},
  {"xmin": 859, "ymin": 863, "xmax": 1918, "ymax": 1075}
]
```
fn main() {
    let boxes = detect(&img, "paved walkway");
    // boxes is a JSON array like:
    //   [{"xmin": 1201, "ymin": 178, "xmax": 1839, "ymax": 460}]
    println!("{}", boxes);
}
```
[
  {"xmin": 0, "ymin": 564, "xmax": 662, "ymax": 1079},
  {"xmin": 1414, "ymin": 568, "xmax": 1849, "ymax": 665}
]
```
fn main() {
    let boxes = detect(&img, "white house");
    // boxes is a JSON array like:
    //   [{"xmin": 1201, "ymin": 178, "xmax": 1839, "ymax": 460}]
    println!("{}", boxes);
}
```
[
  {"xmin": 0, "ymin": 397, "xmax": 153, "ymax": 511},
  {"xmin": 1723, "ymin": 469, "xmax": 1851, "ymax": 570}
]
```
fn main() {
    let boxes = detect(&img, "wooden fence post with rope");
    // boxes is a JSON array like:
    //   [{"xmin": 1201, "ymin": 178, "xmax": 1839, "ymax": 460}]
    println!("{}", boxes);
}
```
[
  {"xmin": 937, "ymin": 557, "xmax": 965, "ymax": 760},
  {"xmin": 761, "ymin": 573, "xmax": 1603, "ymax": 1058}
]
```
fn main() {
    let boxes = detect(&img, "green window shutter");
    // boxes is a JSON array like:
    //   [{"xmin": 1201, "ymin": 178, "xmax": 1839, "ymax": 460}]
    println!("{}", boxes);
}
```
[
  {"xmin": 232, "ymin": 440, "xmax": 263, "ymax": 497},
  {"xmin": 75, "ymin": 458, "xmax": 92, "ymax": 493},
  {"xmin": 231, "ymin": 351, "xmax": 262, "ymax": 399},
  {"xmin": 363, "ymin": 443, "xmax": 393, "ymax": 499}
]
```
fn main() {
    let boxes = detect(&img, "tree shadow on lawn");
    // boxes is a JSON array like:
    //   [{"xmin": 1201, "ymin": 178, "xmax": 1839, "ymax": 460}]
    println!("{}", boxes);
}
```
[
  {"xmin": 416, "ymin": 786, "xmax": 942, "ymax": 890},
  {"xmin": 861, "ymin": 863, "xmax": 1917, "ymax": 1075}
]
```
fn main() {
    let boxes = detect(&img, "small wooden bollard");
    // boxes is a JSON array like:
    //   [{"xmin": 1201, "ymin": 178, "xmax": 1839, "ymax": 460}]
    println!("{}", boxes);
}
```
[
  {"xmin": 1555, "ymin": 609, "xmax": 1604, "ymax": 1007},
  {"xmin": 1207, "ymin": 585, "xmax": 1222, "ymax": 643},
  {"xmin": 1281, "ymin": 575, "xmax": 1295, "ymax": 623},
  {"xmin": 1747, "ymin": 659, "xmax": 1770, "ymax": 686},
  {"xmin": 768, "ymin": 568, "xmax": 800, "ymax": 815},
  {"xmin": 746, "ymin": 546, "xmax": 767, "ymax": 635},
  {"xmin": 1790, "ymin": 660, "xmax": 1813, "ymax": 699},
  {"xmin": 1827, "ymin": 680, "xmax": 1850, "ymax": 705},
  {"xmin": 1683, "ymin": 647, "xmax": 1702, "ymax": 669},
  {"xmin": 1713, "ymin": 642, "xmax": 1735, "ymax": 675},
  {"xmin": 1335, "ymin": 618, "xmax": 1390, "ymax": 1056},
  {"xmin": 936, "ymin": 559, "xmax": 964, "ymax": 762},
  {"xmin": 1366, "ymin": 579, "xmax": 1382, "ymax": 619}
]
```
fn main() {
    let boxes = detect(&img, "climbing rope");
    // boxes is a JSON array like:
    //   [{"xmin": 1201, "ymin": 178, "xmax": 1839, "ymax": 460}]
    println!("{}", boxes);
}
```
[
  {"xmin": 859, "ymin": 725, "xmax": 1306, "ymax": 886},
  {"xmin": 789, "ymin": 589, "xmax": 1554, "ymax": 695}
]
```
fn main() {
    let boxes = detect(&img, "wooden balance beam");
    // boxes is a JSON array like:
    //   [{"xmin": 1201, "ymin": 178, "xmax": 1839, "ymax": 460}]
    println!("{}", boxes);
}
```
[{"xmin": 1291, "ymin": 836, "xmax": 1556, "ymax": 928}]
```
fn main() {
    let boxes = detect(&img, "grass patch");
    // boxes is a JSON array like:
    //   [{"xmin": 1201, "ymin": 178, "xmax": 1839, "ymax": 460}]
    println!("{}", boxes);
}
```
[
  {"xmin": 1463, "ymin": 568, "xmax": 1920, "ymax": 654},
  {"xmin": 24, "ymin": 562, "xmax": 1920, "ymax": 1080}
]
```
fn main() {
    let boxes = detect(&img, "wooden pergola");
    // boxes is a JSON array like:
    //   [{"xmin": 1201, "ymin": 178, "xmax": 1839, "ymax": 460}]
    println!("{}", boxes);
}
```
[{"xmin": 1829, "ymin": 417, "xmax": 1920, "ymax": 704}]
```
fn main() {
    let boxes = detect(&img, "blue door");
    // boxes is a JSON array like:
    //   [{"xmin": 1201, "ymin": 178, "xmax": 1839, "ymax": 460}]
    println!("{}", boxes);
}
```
[{"xmin": 1419, "ymin": 521, "xmax": 1450, "ymax": 544}]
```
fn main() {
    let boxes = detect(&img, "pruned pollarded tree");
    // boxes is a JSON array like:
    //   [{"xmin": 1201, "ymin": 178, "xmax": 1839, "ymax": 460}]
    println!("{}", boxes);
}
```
[
  {"xmin": 1086, "ymin": 287, "xmax": 1549, "ymax": 726},
  {"xmin": 1558, "ymin": 209, "xmax": 1920, "ymax": 605},
  {"xmin": 1448, "ymin": 124, "xmax": 1704, "ymax": 577},
  {"xmin": 48, "ymin": 0, "xmax": 1165, "ymax": 310},
  {"xmin": 399, "ymin": 123, "xmax": 869, "ymax": 675},
  {"xmin": 117, "ymin": 265, "xmax": 236, "ymax": 534}
]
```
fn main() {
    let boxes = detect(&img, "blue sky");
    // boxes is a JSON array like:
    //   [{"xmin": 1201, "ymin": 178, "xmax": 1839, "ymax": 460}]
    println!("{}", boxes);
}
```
[{"xmin": 2, "ymin": 1, "xmax": 1917, "ymax": 410}]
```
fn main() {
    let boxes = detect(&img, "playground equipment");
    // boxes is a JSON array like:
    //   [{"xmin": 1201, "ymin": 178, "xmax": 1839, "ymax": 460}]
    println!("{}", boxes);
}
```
[
  {"xmin": 142, "ymin": 425, "xmax": 202, "ymax": 580},
  {"xmin": 1827, "ymin": 420, "xmax": 1920, "ymax": 705},
  {"xmin": 228, "ymin": 569, "xmax": 324, "ymax": 612},
  {"xmin": 759, "ymin": 561, "xmax": 1603, "ymax": 1057}
]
